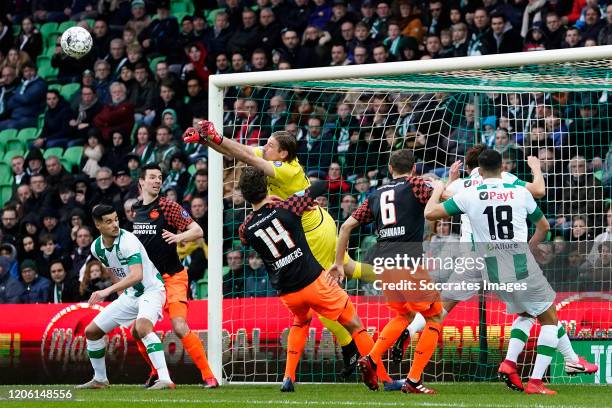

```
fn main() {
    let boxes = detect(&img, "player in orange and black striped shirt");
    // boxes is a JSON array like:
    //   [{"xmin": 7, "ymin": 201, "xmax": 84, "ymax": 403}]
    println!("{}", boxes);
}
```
[{"xmin": 131, "ymin": 163, "xmax": 218, "ymax": 388}]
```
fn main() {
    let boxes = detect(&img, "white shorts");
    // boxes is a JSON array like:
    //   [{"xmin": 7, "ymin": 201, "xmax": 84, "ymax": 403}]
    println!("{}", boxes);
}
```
[
  {"xmin": 496, "ymin": 276, "xmax": 556, "ymax": 317},
  {"xmin": 441, "ymin": 264, "xmax": 483, "ymax": 302},
  {"xmin": 93, "ymin": 289, "xmax": 166, "ymax": 333}
]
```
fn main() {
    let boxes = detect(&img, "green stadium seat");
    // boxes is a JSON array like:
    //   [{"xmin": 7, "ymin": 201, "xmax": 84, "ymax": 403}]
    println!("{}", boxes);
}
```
[
  {"xmin": 38, "ymin": 65, "xmax": 58, "ymax": 81},
  {"xmin": 0, "ymin": 184, "xmax": 13, "ymax": 206},
  {"xmin": 63, "ymin": 145, "xmax": 84, "ymax": 167},
  {"xmin": 5, "ymin": 140, "xmax": 24, "ymax": 155},
  {"xmin": 45, "ymin": 45, "xmax": 56, "ymax": 57},
  {"xmin": 84, "ymin": 19, "xmax": 95, "ymax": 29},
  {"xmin": 60, "ymin": 158, "xmax": 72, "ymax": 172},
  {"xmin": 49, "ymin": 83, "xmax": 62, "ymax": 92},
  {"xmin": 37, "ymin": 55, "xmax": 52, "ymax": 70},
  {"xmin": 39, "ymin": 22, "xmax": 58, "ymax": 41},
  {"xmin": 0, "ymin": 163, "xmax": 12, "ymax": 184},
  {"xmin": 13, "ymin": 25, "xmax": 20, "ymax": 37},
  {"xmin": 0, "ymin": 129, "xmax": 18, "ymax": 149},
  {"xmin": 188, "ymin": 164, "xmax": 196, "ymax": 175},
  {"xmin": 58, "ymin": 20, "xmax": 76, "ymax": 33},
  {"xmin": 171, "ymin": 2, "xmax": 188, "ymax": 14},
  {"xmin": 61, "ymin": 83, "xmax": 81, "ymax": 101},
  {"xmin": 149, "ymin": 56, "xmax": 166, "ymax": 74},
  {"xmin": 3, "ymin": 150, "xmax": 24, "ymax": 164},
  {"xmin": 43, "ymin": 147, "xmax": 64, "ymax": 160},
  {"xmin": 173, "ymin": 12, "xmax": 188, "ymax": 22},
  {"xmin": 17, "ymin": 128, "xmax": 39, "ymax": 146}
]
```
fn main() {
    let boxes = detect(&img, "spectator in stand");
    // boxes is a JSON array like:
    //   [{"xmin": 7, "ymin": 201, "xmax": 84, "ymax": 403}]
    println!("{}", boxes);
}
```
[
  {"xmin": 93, "ymin": 81, "xmax": 135, "ymax": 144},
  {"xmin": 223, "ymin": 249, "xmax": 245, "ymax": 298},
  {"xmin": 1, "ymin": 206, "xmax": 20, "ymax": 245},
  {"xmin": 45, "ymin": 155, "xmax": 74, "ymax": 194},
  {"xmin": 372, "ymin": 44, "xmax": 391, "ymax": 63},
  {"xmin": 598, "ymin": 3, "xmax": 612, "ymax": 45},
  {"xmin": 543, "ymin": 11, "xmax": 566, "ymax": 50},
  {"xmin": 484, "ymin": 13, "xmax": 523, "ymax": 54},
  {"xmin": 33, "ymin": 90, "xmax": 74, "ymax": 149},
  {"xmin": 130, "ymin": 61, "xmax": 156, "ymax": 126},
  {"xmin": 325, "ymin": 162, "xmax": 350, "ymax": 205},
  {"xmin": 297, "ymin": 115, "xmax": 335, "ymax": 171},
  {"xmin": 152, "ymin": 125, "xmax": 178, "ymax": 174},
  {"xmin": 161, "ymin": 152, "xmax": 190, "ymax": 201},
  {"xmin": 82, "ymin": 130, "xmax": 104, "ymax": 178},
  {"xmin": 336, "ymin": 192, "xmax": 358, "ymax": 224},
  {"xmin": 0, "ymin": 66, "xmax": 19, "ymax": 119},
  {"xmin": 185, "ymin": 77, "xmax": 207, "ymax": 122},
  {"xmin": 152, "ymin": 79, "xmax": 186, "ymax": 128},
  {"xmin": 423, "ymin": 34, "xmax": 441, "ymax": 58},
  {"xmin": 259, "ymin": 7, "xmax": 282, "ymax": 53},
  {"xmin": 244, "ymin": 251, "xmax": 274, "ymax": 297},
  {"xmin": 138, "ymin": 0, "xmax": 180, "ymax": 60},
  {"xmin": 562, "ymin": 26, "xmax": 583, "ymax": 48},
  {"xmin": 0, "ymin": 19, "xmax": 12, "ymax": 57},
  {"xmin": 125, "ymin": 0, "xmax": 151, "ymax": 37},
  {"xmin": 184, "ymin": 169, "xmax": 208, "ymax": 202},
  {"xmin": 524, "ymin": 23, "xmax": 547, "ymax": 51},
  {"xmin": 11, "ymin": 156, "xmax": 29, "ymax": 186},
  {"xmin": 39, "ymin": 207, "xmax": 72, "ymax": 255},
  {"xmin": 579, "ymin": 4, "xmax": 604, "ymax": 40},
  {"xmin": 279, "ymin": 28, "xmax": 316, "ymax": 68},
  {"xmin": 397, "ymin": 0, "xmax": 424, "ymax": 42},
  {"xmin": 371, "ymin": 0, "xmax": 392, "ymax": 40},
  {"xmin": 25, "ymin": 173, "xmax": 52, "ymax": 215},
  {"xmin": 131, "ymin": 125, "xmax": 155, "ymax": 165},
  {"xmin": 93, "ymin": 59, "xmax": 112, "ymax": 104},
  {"xmin": 425, "ymin": 0, "xmax": 450, "ymax": 36},
  {"xmin": 100, "ymin": 130, "xmax": 130, "ymax": 172},
  {"xmin": 182, "ymin": 43, "xmax": 209, "ymax": 87},
  {"xmin": 15, "ymin": 16, "xmax": 42, "ymax": 60},
  {"xmin": 204, "ymin": 12, "xmax": 234, "ymax": 57},
  {"xmin": 107, "ymin": 38, "xmax": 126, "ymax": 77},
  {"xmin": 468, "ymin": 7, "xmax": 491, "ymax": 56},
  {"xmin": 69, "ymin": 86, "xmax": 102, "ymax": 142},
  {"xmin": 92, "ymin": 19, "xmax": 112, "ymax": 60},
  {"xmin": 0, "ymin": 255, "xmax": 23, "ymax": 303},
  {"xmin": 51, "ymin": 36, "xmax": 94, "ymax": 84},
  {"xmin": 0, "ymin": 61, "xmax": 46, "ymax": 130},
  {"xmin": 1, "ymin": 48, "xmax": 31, "ymax": 77},
  {"xmin": 19, "ymin": 259, "xmax": 50, "ymax": 303},
  {"xmin": 89, "ymin": 167, "xmax": 122, "ymax": 211},
  {"xmin": 79, "ymin": 259, "xmax": 116, "ymax": 301},
  {"xmin": 47, "ymin": 259, "xmax": 80, "ymax": 303}
]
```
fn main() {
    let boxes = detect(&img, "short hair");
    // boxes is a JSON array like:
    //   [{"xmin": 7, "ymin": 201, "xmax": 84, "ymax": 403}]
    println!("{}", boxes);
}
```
[
  {"xmin": 110, "ymin": 81, "xmax": 126, "ymax": 93},
  {"xmin": 94, "ymin": 59, "xmax": 110, "ymax": 70},
  {"xmin": 49, "ymin": 259, "xmax": 65, "ymax": 271},
  {"xmin": 195, "ymin": 169, "xmax": 208, "ymax": 178},
  {"xmin": 389, "ymin": 149, "xmax": 415, "ymax": 174},
  {"xmin": 47, "ymin": 89, "xmax": 61, "ymax": 99},
  {"xmin": 478, "ymin": 149, "xmax": 502, "ymax": 173},
  {"xmin": 92, "ymin": 204, "xmax": 116, "ymax": 222},
  {"xmin": 96, "ymin": 167, "xmax": 112, "ymax": 178},
  {"xmin": 271, "ymin": 131, "xmax": 297, "ymax": 162},
  {"xmin": 490, "ymin": 12, "xmax": 506, "ymax": 22},
  {"xmin": 133, "ymin": 61, "xmax": 148, "ymax": 71},
  {"xmin": 465, "ymin": 144, "xmax": 488, "ymax": 170},
  {"xmin": 39, "ymin": 233, "xmax": 55, "ymax": 245},
  {"xmin": 238, "ymin": 167, "xmax": 268, "ymax": 204},
  {"xmin": 139, "ymin": 163, "xmax": 162, "ymax": 179}
]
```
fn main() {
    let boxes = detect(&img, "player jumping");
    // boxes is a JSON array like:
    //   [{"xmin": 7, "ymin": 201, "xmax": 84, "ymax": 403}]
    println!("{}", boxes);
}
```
[
  {"xmin": 183, "ymin": 121, "xmax": 380, "ymax": 379},
  {"xmin": 132, "ymin": 163, "xmax": 218, "ymax": 388},
  {"xmin": 238, "ymin": 166, "xmax": 393, "ymax": 392},
  {"xmin": 425, "ymin": 149, "xmax": 564, "ymax": 395},
  {"xmin": 331, "ymin": 149, "xmax": 444, "ymax": 394},
  {"xmin": 77, "ymin": 205, "xmax": 174, "ymax": 390}
]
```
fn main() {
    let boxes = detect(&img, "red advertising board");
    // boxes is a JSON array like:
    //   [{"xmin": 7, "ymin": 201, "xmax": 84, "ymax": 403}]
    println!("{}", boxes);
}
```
[{"xmin": 0, "ymin": 294, "xmax": 609, "ymax": 384}]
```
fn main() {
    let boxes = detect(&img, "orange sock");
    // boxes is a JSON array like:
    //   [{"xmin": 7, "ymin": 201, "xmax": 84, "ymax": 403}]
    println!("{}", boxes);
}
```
[
  {"xmin": 369, "ymin": 315, "xmax": 410, "ymax": 361},
  {"xmin": 284, "ymin": 323, "xmax": 309, "ymax": 382},
  {"xmin": 407, "ymin": 321, "xmax": 441, "ymax": 382},
  {"xmin": 352, "ymin": 329, "xmax": 392, "ymax": 383},
  {"xmin": 136, "ymin": 338, "xmax": 157, "ymax": 376},
  {"xmin": 181, "ymin": 331, "xmax": 214, "ymax": 380}
]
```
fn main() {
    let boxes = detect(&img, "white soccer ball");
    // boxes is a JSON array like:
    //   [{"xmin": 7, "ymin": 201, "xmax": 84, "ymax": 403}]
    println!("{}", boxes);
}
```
[{"xmin": 60, "ymin": 26, "xmax": 93, "ymax": 59}]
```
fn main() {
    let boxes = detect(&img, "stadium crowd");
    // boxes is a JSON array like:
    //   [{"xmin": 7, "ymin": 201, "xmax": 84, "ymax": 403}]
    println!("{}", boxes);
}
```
[{"xmin": 0, "ymin": 0, "xmax": 611, "ymax": 304}]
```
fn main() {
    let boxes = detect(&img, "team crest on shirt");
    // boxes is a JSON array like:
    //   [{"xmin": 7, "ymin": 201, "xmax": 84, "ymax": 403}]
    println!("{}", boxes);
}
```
[
  {"xmin": 149, "ymin": 209, "xmax": 160, "ymax": 220},
  {"xmin": 181, "ymin": 209, "xmax": 190, "ymax": 218},
  {"xmin": 273, "ymin": 161, "xmax": 282, "ymax": 167}
]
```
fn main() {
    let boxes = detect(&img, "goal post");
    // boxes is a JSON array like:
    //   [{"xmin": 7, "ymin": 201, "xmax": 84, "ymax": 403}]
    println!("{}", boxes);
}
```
[{"xmin": 207, "ymin": 46, "xmax": 612, "ymax": 384}]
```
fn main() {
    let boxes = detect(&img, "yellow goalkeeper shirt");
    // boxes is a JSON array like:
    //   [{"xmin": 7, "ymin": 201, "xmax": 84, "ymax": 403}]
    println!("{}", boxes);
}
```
[{"xmin": 253, "ymin": 147, "xmax": 322, "ymax": 231}]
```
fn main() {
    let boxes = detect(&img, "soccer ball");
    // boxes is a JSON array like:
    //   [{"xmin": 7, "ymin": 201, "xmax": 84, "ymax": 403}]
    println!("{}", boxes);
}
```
[{"xmin": 60, "ymin": 26, "xmax": 93, "ymax": 59}]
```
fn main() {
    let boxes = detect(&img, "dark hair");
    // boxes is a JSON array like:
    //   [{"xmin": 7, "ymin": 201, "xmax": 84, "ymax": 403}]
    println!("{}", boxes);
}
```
[
  {"xmin": 39, "ymin": 233, "xmax": 55, "ymax": 245},
  {"xmin": 49, "ymin": 259, "xmax": 65, "ymax": 271},
  {"xmin": 133, "ymin": 61, "xmax": 148, "ymax": 71},
  {"xmin": 195, "ymin": 169, "xmax": 208, "ymax": 177},
  {"xmin": 92, "ymin": 204, "xmax": 117, "ymax": 222},
  {"xmin": 139, "ymin": 163, "xmax": 162, "ymax": 180},
  {"xmin": 271, "ymin": 131, "xmax": 297, "ymax": 161},
  {"xmin": 238, "ymin": 167, "xmax": 268, "ymax": 204},
  {"xmin": 465, "ymin": 144, "xmax": 488, "ymax": 171},
  {"xmin": 490, "ymin": 12, "xmax": 506, "ymax": 22},
  {"xmin": 389, "ymin": 149, "xmax": 415, "ymax": 174},
  {"xmin": 478, "ymin": 149, "xmax": 502, "ymax": 173}
]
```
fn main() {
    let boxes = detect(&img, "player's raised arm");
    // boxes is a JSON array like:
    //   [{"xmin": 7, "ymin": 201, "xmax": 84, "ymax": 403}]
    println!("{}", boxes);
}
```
[
  {"xmin": 524, "ymin": 156, "xmax": 546, "ymax": 199},
  {"xmin": 425, "ymin": 180, "xmax": 458, "ymax": 221},
  {"xmin": 183, "ymin": 120, "xmax": 275, "ymax": 176}
]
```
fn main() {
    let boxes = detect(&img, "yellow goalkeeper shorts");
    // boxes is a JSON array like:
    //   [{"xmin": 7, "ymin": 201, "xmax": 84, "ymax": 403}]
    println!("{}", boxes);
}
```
[{"xmin": 304, "ymin": 207, "xmax": 349, "ymax": 270}]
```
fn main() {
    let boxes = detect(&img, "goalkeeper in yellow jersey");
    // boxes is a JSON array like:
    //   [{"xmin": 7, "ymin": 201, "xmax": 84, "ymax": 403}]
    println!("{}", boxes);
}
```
[{"xmin": 184, "ymin": 120, "xmax": 387, "ymax": 382}]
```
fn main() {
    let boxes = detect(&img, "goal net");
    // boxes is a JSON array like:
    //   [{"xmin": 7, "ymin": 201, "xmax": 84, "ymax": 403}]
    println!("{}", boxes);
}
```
[{"xmin": 206, "ymin": 48, "xmax": 612, "ymax": 385}]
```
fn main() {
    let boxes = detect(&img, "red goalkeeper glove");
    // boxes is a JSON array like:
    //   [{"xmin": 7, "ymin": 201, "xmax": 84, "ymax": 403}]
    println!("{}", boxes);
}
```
[
  {"xmin": 182, "ymin": 127, "xmax": 207, "ymax": 145},
  {"xmin": 197, "ymin": 120, "xmax": 224, "ymax": 145}
]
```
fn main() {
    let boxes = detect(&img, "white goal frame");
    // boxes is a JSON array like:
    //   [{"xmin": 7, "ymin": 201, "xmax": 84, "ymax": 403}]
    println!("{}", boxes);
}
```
[{"xmin": 206, "ymin": 45, "xmax": 612, "ymax": 382}]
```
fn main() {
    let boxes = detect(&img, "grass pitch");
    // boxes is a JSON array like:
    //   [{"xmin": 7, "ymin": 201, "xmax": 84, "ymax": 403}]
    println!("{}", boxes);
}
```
[{"xmin": 0, "ymin": 383, "xmax": 607, "ymax": 408}]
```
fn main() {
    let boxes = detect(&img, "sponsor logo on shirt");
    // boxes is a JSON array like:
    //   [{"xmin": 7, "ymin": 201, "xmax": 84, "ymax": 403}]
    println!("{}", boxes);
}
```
[
  {"xmin": 479, "ymin": 191, "xmax": 515, "ymax": 202},
  {"xmin": 149, "ymin": 209, "xmax": 159, "ymax": 220}
]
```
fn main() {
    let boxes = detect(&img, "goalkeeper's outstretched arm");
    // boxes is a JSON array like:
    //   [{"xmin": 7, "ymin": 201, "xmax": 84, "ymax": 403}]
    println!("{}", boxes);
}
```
[{"xmin": 183, "ymin": 120, "xmax": 275, "ymax": 177}]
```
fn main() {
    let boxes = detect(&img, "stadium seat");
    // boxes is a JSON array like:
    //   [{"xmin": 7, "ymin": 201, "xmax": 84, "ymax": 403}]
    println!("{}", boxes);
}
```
[
  {"xmin": 43, "ymin": 147, "xmax": 64, "ymax": 160},
  {"xmin": 38, "ymin": 65, "xmax": 58, "ymax": 81},
  {"xmin": 207, "ymin": 8, "xmax": 225, "ymax": 26},
  {"xmin": 149, "ymin": 56, "xmax": 166, "ymax": 74},
  {"xmin": 46, "ymin": 33, "xmax": 60, "ymax": 49},
  {"xmin": 58, "ymin": 20, "xmax": 76, "ymax": 33},
  {"xmin": 49, "ymin": 83, "xmax": 62, "ymax": 92},
  {"xmin": 39, "ymin": 22, "xmax": 58, "ymax": 41},
  {"xmin": 60, "ymin": 158, "xmax": 72, "ymax": 172},
  {"xmin": 173, "ymin": 12, "xmax": 188, "ymax": 22},
  {"xmin": 63, "ymin": 145, "xmax": 84, "ymax": 167},
  {"xmin": 0, "ymin": 129, "xmax": 18, "ymax": 149},
  {"xmin": 0, "ymin": 163, "xmax": 12, "ymax": 184},
  {"xmin": 188, "ymin": 164, "xmax": 196, "ymax": 175},
  {"xmin": 170, "ymin": 2, "xmax": 188, "ymax": 14},
  {"xmin": 84, "ymin": 18, "xmax": 95, "ymax": 29},
  {"xmin": 2, "ymin": 150, "xmax": 24, "ymax": 164},
  {"xmin": 17, "ymin": 128, "xmax": 38, "ymax": 146},
  {"xmin": 61, "ymin": 83, "xmax": 81, "ymax": 101},
  {"xmin": 196, "ymin": 272, "xmax": 208, "ymax": 299},
  {"xmin": 5, "ymin": 140, "xmax": 25, "ymax": 155},
  {"xmin": 37, "ymin": 55, "xmax": 52, "ymax": 70},
  {"xmin": 0, "ymin": 184, "xmax": 13, "ymax": 206}
]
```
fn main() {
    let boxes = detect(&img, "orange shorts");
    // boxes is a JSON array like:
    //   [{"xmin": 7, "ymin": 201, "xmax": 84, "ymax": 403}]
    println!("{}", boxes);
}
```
[
  {"xmin": 163, "ymin": 269, "xmax": 189, "ymax": 318},
  {"xmin": 280, "ymin": 273, "xmax": 354, "ymax": 325},
  {"xmin": 386, "ymin": 300, "xmax": 443, "ymax": 318}
]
